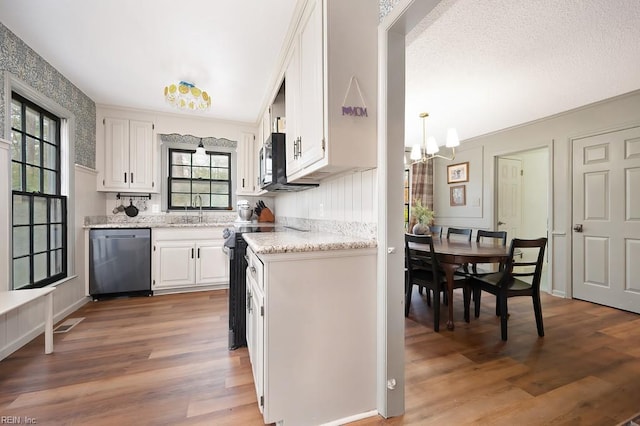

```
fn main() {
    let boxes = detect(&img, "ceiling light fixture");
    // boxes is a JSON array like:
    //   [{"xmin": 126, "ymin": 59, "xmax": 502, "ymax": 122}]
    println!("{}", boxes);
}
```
[
  {"xmin": 164, "ymin": 81, "xmax": 211, "ymax": 111},
  {"xmin": 195, "ymin": 138, "xmax": 206, "ymax": 156},
  {"xmin": 409, "ymin": 112, "xmax": 460, "ymax": 164}
]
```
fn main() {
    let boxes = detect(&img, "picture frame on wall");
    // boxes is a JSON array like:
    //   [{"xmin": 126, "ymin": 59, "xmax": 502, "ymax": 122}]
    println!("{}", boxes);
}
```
[
  {"xmin": 447, "ymin": 162, "xmax": 469, "ymax": 184},
  {"xmin": 450, "ymin": 185, "xmax": 466, "ymax": 206}
]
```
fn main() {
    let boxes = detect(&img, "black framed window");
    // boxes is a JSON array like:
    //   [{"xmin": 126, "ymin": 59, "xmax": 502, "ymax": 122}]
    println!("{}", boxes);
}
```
[
  {"xmin": 404, "ymin": 167, "xmax": 410, "ymax": 231},
  {"xmin": 168, "ymin": 148, "xmax": 232, "ymax": 210},
  {"xmin": 11, "ymin": 92, "xmax": 67, "ymax": 289}
]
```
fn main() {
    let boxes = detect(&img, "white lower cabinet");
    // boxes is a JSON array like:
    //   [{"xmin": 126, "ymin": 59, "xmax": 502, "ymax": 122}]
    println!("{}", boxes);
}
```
[
  {"xmin": 152, "ymin": 228, "xmax": 228, "ymax": 293},
  {"xmin": 246, "ymin": 245, "xmax": 377, "ymax": 425}
]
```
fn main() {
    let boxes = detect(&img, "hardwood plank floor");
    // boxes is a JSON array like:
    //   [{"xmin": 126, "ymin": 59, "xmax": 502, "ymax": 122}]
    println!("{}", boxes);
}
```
[{"xmin": 1, "ymin": 289, "xmax": 639, "ymax": 425}]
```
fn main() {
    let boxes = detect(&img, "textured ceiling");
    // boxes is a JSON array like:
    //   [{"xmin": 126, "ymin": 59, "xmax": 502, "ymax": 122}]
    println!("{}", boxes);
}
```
[
  {"xmin": 1, "ymin": 0, "xmax": 639, "ymax": 142},
  {"xmin": 405, "ymin": 0, "xmax": 640, "ymax": 147}
]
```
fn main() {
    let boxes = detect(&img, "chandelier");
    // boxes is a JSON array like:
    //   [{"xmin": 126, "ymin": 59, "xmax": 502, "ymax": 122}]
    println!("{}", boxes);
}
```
[
  {"xmin": 164, "ymin": 81, "xmax": 211, "ymax": 111},
  {"xmin": 410, "ymin": 112, "xmax": 460, "ymax": 163}
]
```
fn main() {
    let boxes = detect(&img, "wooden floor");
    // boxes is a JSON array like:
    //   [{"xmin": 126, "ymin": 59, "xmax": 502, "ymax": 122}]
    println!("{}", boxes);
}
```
[{"xmin": 1, "ymin": 289, "xmax": 639, "ymax": 425}]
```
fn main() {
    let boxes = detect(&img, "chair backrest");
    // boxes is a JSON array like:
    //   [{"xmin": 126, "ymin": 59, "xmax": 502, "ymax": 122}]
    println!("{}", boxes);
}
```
[
  {"xmin": 446, "ymin": 227, "xmax": 472, "ymax": 241},
  {"xmin": 501, "ymin": 238, "xmax": 547, "ymax": 290},
  {"xmin": 476, "ymin": 230, "xmax": 507, "ymax": 245},
  {"xmin": 404, "ymin": 233, "xmax": 441, "ymax": 280},
  {"xmin": 429, "ymin": 225, "xmax": 443, "ymax": 238}
]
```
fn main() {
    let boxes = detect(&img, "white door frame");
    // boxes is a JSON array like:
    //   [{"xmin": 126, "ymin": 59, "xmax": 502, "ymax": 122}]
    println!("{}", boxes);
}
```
[{"xmin": 377, "ymin": 0, "xmax": 443, "ymax": 418}]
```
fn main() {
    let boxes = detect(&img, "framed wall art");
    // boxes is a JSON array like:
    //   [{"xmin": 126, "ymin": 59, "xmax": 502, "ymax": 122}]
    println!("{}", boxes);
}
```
[
  {"xmin": 450, "ymin": 185, "xmax": 466, "ymax": 206},
  {"xmin": 447, "ymin": 162, "xmax": 469, "ymax": 184}
]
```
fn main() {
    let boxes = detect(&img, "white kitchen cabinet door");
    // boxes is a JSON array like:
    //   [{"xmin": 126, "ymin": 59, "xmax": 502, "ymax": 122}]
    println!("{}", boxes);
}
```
[
  {"xmin": 285, "ymin": 44, "xmax": 301, "ymax": 177},
  {"xmin": 153, "ymin": 241, "xmax": 196, "ymax": 289},
  {"xmin": 103, "ymin": 118, "xmax": 130, "ymax": 189},
  {"xmin": 195, "ymin": 241, "xmax": 228, "ymax": 285},
  {"xmin": 297, "ymin": 0, "xmax": 324, "ymax": 171},
  {"xmin": 128, "ymin": 120, "xmax": 154, "ymax": 191},
  {"xmin": 252, "ymin": 278, "xmax": 265, "ymax": 414},
  {"xmin": 102, "ymin": 118, "xmax": 154, "ymax": 192},
  {"xmin": 237, "ymin": 132, "xmax": 257, "ymax": 195}
]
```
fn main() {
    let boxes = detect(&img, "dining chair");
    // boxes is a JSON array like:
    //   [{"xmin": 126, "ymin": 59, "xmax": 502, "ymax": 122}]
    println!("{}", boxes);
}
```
[
  {"xmin": 429, "ymin": 225, "xmax": 443, "ymax": 238},
  {"xmin": 471, "ymin": 230, "xmax": 508, "ymax": 275},
  {"xmin": 446, "ymin": 227, "xmax": 472, "ymax": 241},
  {"xmin": 405, "ymin": 233, "xmax": 469, "ymax": 331},
  {"xmin": 466, "ymin": 237, "xmax": 547, "ymax": 341}
]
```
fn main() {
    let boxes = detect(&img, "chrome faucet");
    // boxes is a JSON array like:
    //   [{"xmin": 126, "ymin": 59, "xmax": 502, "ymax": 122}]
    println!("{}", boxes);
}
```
[{"xmin": 193, "ymin": 194, "xmax": 203, "ymax": 223}]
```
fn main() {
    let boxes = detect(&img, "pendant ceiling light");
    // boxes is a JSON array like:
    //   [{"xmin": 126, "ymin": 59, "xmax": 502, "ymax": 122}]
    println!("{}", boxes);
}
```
[
  {"xmin": 409, "ymin": 112, "xmax": 460, "ymax": 164},
  {"xmin": 164, "ymin": 81, "xmax": 211, "ymax": 111}
]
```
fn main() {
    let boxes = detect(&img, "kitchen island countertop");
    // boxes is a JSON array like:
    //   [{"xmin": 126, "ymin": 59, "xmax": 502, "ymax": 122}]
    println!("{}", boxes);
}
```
[{"xmin": 243, "ymin": 231, "xmax": 377, "ymax": 254}]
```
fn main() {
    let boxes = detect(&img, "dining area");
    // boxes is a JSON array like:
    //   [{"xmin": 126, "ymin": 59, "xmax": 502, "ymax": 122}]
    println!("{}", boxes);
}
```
[{"xmin": 404, "ymin": 226, "xmax": 547, "ymax": 341}]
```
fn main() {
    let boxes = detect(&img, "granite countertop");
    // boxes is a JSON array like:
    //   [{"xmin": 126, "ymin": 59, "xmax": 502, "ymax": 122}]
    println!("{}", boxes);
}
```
[{"xmin": 243, "ymin": 231, "xmax": 377, "ymax": 255}]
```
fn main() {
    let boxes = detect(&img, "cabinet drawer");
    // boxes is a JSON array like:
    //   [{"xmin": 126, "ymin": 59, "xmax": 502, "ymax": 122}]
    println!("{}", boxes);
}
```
[{"xmin": 246, "ymin": 247, "xmax": 264, "ymax": 291}]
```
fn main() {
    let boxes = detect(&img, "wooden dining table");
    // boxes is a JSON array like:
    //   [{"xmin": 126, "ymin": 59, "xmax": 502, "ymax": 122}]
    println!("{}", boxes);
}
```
[{"xmin": 409, "ymin": 237, "xmax": 510, "ymax": 330}]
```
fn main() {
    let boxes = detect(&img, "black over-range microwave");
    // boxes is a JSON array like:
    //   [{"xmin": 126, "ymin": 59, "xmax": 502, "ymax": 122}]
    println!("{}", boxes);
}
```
[{"xmin": 259, "ymin": 133, "xmax": 318, "ymax": 192}]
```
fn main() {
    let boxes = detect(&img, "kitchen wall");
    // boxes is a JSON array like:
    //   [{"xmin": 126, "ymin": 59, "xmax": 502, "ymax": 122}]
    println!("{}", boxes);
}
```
[
  {"xmin": 96, "ymin": 105, "xmax": 257, "ymax": 218},
  {"xmin": 0, "ymin": 22, "xmax": 95, "ymax": 167},
  {"xmin": 0, "ymin": 21, "xmax": 99, "ymax": 359},
  {"xmin": 274, "ymin": 169, "xmax": 378, "ymax": 239}
]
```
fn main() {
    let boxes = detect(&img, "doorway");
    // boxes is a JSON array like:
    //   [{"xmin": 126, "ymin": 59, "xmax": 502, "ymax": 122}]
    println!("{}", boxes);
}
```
[{"xmin": 496, "ymin": 147, "xmax": 550, "ymax": 289}]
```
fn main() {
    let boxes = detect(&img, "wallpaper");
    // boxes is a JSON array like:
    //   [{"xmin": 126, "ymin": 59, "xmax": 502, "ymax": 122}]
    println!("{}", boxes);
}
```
[{"xmin": 0, "ymin": 22, "xmax": 96, "ymax": 168}]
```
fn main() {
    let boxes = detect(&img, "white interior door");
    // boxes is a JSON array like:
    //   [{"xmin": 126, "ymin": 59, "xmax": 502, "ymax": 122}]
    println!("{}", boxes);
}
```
[
  {"xmin": 572, "ymin": 126, "xmax": 640, "ymax": 313},
  {"xmin": 497, "ymin": 157, "xmax": 522, "ymax": 242}
]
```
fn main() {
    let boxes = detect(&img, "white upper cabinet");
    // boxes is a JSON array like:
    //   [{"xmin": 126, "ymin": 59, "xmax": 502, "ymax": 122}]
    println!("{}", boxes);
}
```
[
  {"xmin": 283, "ymin": 0, "xmax": 377, "ymax": 183},
  {"xmin": 237, "ymin": 132, "xmax": 257, "ymax": 195},
  {"xmin": 100, "ymin": 117, "xmax": 155, "ymax": 192}
]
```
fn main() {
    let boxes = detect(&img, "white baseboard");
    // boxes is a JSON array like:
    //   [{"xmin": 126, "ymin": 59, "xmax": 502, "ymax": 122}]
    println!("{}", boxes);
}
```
[{"xmin": 320, "ymin": 410, "xmax": 379, "ymax": 426}]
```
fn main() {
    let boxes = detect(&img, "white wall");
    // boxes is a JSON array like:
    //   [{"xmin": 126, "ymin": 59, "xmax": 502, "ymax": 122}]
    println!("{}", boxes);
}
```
[
  {"xmin": 431, "ymin": 90, "xmax": 640, "ymax": 297},
  {"xmin": 273, "ymin": 169, "xmax": 378, "ymax": 224},
  {"xmin": 96, "ymin": 105, "xmax": 258, "ymax": 216}
]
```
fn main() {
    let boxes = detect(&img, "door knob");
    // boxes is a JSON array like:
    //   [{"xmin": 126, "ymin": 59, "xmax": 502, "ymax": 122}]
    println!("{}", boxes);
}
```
[
  {"xmin": 573, "ymin": 224, "xmax": 583, "ymax": 233},
  {"xmin": 497, "ymin": 221, "xmax": 506, "ymax": 226}
]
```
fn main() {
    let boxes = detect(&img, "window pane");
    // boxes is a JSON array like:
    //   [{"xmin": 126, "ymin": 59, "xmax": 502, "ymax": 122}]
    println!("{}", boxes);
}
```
[
  {"xmin": 11, "ymin": 131, "xmax": 22, "ymax": 161},
  {"xmin": 13, "ymin": 257, "xmax": 30, "ymax": 289},
  {"xmin": 192, "ymin": 166, "xmax": 210, "ymax": 179},
  {"xmin": 211, "ymin": 168, "xmax": 229, "ymax": 180},
  {"xmin": 26, "ymin": 136, "xmax": 40, "ymax": 166},
  {"xmin": 51, "ymin": 249, "xmax": 63, "ymax": 275},
  {"xmin": 43, "ymin": 116, "xmax": 57, "ymax": 142},
  {"xmin": 26, "ymin": 165, "xmax": 40, "ymax": 192},
  {"xmin": 193, "ymin": 154, "xmax": 209, "ymax": 167},
  {"xmin": 43, "ymin": 142, "xmax": 57, "ymax": 169},
  {"xmin": 13, "ymin": 195, "xmax": 30, "ymax": 225},
  {"xmin": 211, "ymin": 182, "xmax": 229, "ymax": 194},
  {"xmin": 34, "ymin": 197, "xmax": 47, "ymax": 223},
  {"xmin": 12, "ymin": 163, "xmax": 22, "ymax": 191},
  {"xmin": 193, "ymin": 181, "xmax": 210, "ymax": 194},
  {"xmin": 171, "ymin": 165, "xmax": 191, "ymax": 178},
  {"xmin": 51, "ymin": 224, "xmax": 63, "ymax": 249},
  {"xmin": 26, "ymin": 107, "xmax": 40, "ymax": 137},
  {"xmin": 171, "ymin": 151, "xmax": 191, "ymax": 166},
  {"xmin": 11, "ymin": 100, "xmax": 22, "ymax": 130},
  {"xmin": 50, "ymin": 198, "xmax": 62, "ymax": 222},
  {"xmin": 34, "ymin": 225, "xmax": 48, "ymax": 253},
  {"xmin": 171, "ymin": 194, "xmax": 190, "ymax": 207},
  {"xmin": 199, "ymin": 194, "xmax": 211, "ymax": 207},
  {"xmin": 171, "ymin": 180, "xmax": 191, "ymax": 193},
  {"xmin": 13, "ymin": 227, "xmax": 30, "ymax": 257},
  {"xmin": 211, "ymin": 194, "xmax": 229, "ymax": 207},
  {"xmin": 34, "ymin": 253, "xmax": 48, "ymax": 283},
  {"xmin": 43, "ymin": 170, "xmax": 57, "ymax": 194},
  {"xmin": 211, "ymin": 155, "xmax": 229, "ymax": 168}
]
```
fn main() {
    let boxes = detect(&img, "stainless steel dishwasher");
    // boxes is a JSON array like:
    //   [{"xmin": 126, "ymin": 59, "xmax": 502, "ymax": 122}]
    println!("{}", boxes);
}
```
[{"xmin": 89, "ymin": 228, "xmax": 152, "ymax": 299}]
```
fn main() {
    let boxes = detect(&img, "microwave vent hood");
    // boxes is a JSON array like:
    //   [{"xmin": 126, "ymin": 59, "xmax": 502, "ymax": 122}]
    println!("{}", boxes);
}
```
[{"xmin": 261, "ymin": 133, "xmax": 318, "ymax": 192}]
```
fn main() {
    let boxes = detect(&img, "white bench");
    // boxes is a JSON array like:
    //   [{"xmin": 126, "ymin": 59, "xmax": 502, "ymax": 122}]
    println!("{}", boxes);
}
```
[{"xmin": 0, "ymin": 287, "xmax": 55, "ymax": 354}]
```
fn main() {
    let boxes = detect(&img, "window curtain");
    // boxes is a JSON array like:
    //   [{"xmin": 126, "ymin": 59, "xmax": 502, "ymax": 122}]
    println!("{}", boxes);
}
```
[{"xmin": 409, "ymin": 161, "xmax": 434, "ymax": 230}]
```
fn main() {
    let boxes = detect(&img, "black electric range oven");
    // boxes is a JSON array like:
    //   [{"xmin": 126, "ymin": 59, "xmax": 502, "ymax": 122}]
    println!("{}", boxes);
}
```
[{"xmin": 224, "ymin": 223, "xmax": 279, "ymax": 350}]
